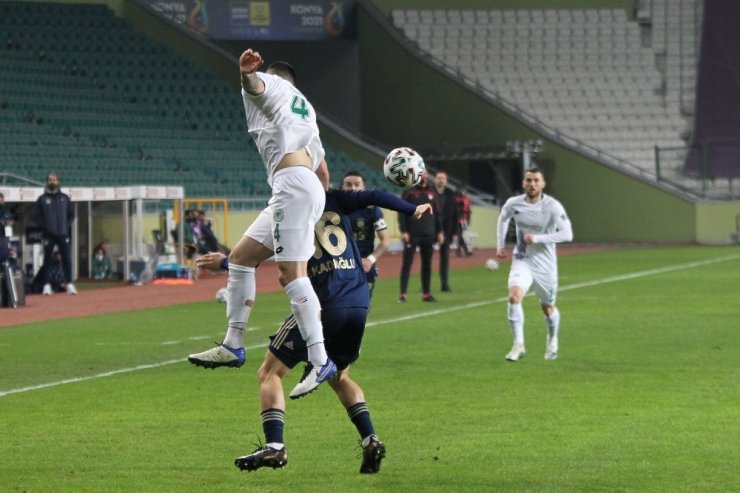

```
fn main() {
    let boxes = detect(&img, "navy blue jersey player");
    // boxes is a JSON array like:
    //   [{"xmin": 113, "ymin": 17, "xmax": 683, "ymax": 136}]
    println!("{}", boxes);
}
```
[
  {"xmin": 196, "ymin": 189, "xmax": 432, "ymax": 474},
  {"xmin": 342, "ymin": 171, "xmax": 390, "ymax": 299}
]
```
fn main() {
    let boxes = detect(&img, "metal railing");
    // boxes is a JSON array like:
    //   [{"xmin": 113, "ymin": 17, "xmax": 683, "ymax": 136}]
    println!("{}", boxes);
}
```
[{"xmin": 654, "ymin": 144, "xmax": 739, "ymax": 200}]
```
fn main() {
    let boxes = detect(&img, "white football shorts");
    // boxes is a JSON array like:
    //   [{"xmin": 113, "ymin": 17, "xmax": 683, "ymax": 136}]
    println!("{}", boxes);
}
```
[
  {"xmin": 245, "ymin": 166, "xmax": 325, "ymax": 262},
  {"xmin": 507, "ymin": 258, "xmax": 558, "ymax": 305}
]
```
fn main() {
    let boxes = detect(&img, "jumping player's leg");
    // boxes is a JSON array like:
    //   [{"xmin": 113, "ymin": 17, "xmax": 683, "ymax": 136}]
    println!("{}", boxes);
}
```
[
  {"xmin": 257, "ymin": 352, "xmax": 291, "ymax": 449},
  {"xmin": 269, "ymin": 167, "xmax": 334, "ymax": 396},
  {"xmin": 329, "ymin": 369, "xmax": 375, "ymax": 440},
  {"xmin": 224, "ymin": 234, "xmax": 272, "ymax": 347},
  {"xmin": 234, "ymin": 351, "xmax": 292, "ymax": 472},
  {"xmin": 278, "ymin": 259, "xmax": 328, "ymax": 368},
  {"xmin": 187, "ymin": 216, "xmax": 273, "ymax": 368}
]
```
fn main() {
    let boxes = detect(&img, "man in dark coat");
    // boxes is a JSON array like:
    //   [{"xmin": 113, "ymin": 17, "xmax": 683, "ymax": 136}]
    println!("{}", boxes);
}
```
[
  {"xmin": 32, "ymin": 172, "xmax": 76, "ymax": 295},
  {"xmin": 432, "ymin": 171, "xmax": 459, "ymax": 292}
]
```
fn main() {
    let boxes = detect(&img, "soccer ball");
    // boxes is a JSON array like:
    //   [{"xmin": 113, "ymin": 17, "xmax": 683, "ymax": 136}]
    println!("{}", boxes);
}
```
[
  {"xmin": 383, "ymin": 147, "xmax": 426, "ymax": 188},
  {"xmin": 485, "ymin": 258, "xmax": 499, "ymax": 271},
  {"xmin": 215, "ymin": 287, "xmax": 227, "ymax": 303}
]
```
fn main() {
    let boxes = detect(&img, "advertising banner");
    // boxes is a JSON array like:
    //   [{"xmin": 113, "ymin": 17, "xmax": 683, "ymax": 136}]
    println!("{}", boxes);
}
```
[{"xmin": 142, "ymin": 0, "xmax": 357, "ymax": 40}]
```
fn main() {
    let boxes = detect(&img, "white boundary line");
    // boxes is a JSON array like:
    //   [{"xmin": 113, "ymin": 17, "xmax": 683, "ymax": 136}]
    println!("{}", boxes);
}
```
[{"xmin": 2, "ymin": 253, "xmax": 739, "ymax": 398}]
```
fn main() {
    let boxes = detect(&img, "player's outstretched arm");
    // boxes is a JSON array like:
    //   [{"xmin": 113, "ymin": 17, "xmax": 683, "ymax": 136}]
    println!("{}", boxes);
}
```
[
  {"xmin": 239, "ymin": 49, "xmax": 265, "ymax": 95},
  {"xmin": 413, "ymin": 203, "xmax": 433, "ymax": 219},
  {"xmin": 197, "ymin": 251, "xmax": 228, "ymax": 271}
]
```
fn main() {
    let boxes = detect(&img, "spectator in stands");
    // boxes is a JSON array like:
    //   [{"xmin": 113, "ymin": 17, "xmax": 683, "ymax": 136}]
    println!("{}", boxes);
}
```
[
  {"xmin": 32, "ymin": 173, "xmax": 77, "ymax": 295},
  {"xmin": 432, "ymin": 171, "xmax": 458, "ymax": 292},
  {"xmin": 0, "ymin": 192, "xmax": 13, "ymax": 264},
  {"xmin": 397, "ymin": 170, "xmax": 442, "ymax": 303},
  {"xmin": 194, "ymin": 210, "xmax": 220, "ymax": 254},
  {"xmin": 174, "ymin": 209, "xmax": 198, "ymax": 263},
  {"xmin": 92, "ymin": 246, "xmax": 112, "ymax": 280},
  {"xmin": 454, "ymin": 187, "xmax": 472, "ymax": 257}
]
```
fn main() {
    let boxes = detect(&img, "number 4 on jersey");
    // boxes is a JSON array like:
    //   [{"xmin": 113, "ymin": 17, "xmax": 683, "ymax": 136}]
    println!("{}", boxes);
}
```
[{"xmin": 291, "ymin": 96, "xmax": 309, "ymax": 120}]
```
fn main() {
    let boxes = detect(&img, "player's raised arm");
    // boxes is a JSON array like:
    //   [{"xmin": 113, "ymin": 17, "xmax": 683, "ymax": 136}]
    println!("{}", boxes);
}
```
[
  {"xmin": 239, "ymin": 49, "xmax": 265, "ymax": 95},
  {"xmin": 413, "ymin": 203, "xmax": 433, "ymax": 219}
]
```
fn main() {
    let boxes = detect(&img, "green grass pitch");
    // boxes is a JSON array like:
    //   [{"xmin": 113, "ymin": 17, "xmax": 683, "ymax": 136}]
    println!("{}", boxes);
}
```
[{"xmin": 1, "ymin": 246, "xmax": 739, "ymax": 492}]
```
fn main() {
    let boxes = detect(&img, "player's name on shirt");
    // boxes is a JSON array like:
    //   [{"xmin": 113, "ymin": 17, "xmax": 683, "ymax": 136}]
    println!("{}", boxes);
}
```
[{"xmin": 309, "ymin": 256, "xmax": 357, "ymax": 277}]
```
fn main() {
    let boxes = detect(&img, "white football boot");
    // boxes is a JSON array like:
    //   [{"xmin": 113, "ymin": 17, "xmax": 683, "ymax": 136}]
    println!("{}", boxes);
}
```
[{"xmin": 505, "ymin": 343, "xmax": 526, "ymax": 362}]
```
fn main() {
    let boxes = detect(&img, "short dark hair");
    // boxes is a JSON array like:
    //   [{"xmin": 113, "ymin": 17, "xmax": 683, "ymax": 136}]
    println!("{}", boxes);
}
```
[
  {"xmin": 524, "ymin": 166, "xmax": 544, "ymax": 177},
  {"xmin": 343, "ymin": 170, "xmax": 365, "ymax": 181},
  {"xmin": 47, "ymin": 172, "xmax": 59, "ymax": 181},
  {"xmin": 266, "ymin": 61, "xmax": 297, "ymax": 85}
]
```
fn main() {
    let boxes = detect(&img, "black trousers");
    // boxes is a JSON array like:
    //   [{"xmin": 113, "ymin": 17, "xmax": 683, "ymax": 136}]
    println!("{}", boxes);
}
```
[
  {"xmin": 400, "ymin": 236, "xmax": 434, "ymax": 295},
  {"xmin": 438, "ymin": 240, "xmax": 451, "ymax": 289},
  {"xmin": 0, "ymin": 237, "xmax": 8, "ymax": 263}
]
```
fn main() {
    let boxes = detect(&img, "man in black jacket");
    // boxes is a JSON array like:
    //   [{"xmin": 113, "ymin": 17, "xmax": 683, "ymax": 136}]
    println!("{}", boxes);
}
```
[
  {"xmin": 0, "ymin": 192, "xmax": 13, "ymax": 264},
  {"xmin": 397, "ymin": 171, "xmax": 442, "ymax": 303},
  {"xmin": 432, "ymin": 171, "xmax": 459, "ymax": 292},
  {"xmin": 32, "ymin": 173, "xmax": 76, "ymax": 295}
]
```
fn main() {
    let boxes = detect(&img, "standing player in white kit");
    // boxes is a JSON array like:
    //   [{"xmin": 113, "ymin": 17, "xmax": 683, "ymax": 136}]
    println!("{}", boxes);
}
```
[
  {"xmin": 496, "ymin": 167, "xmax": 573, "ymax": 362},
  {"xmin": 189, "ymin": 49, "xmax": 336, "ymax": 398}
]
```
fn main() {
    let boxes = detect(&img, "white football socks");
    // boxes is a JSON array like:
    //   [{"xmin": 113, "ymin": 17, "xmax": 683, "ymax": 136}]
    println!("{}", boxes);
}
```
[
  {"xmin": 284, "ymin": 277, "xmax": 328, "ymax": 367},
  {"xmin": 223, "ymin": 264, "xmax": 255, "ymax": 348},
  {"xmin": 545, "ymin": 308, "xmax": 560, "ymax": 349},
  {"xmin": 507, "ymin": 302, "xmax": 525, "ymax": 345}
]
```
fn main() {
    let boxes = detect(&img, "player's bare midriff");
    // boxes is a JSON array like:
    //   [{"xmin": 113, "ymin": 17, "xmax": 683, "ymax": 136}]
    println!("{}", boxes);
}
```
[{"xmin": 275, "ymin": 148, "xmax": 312, "ymax": 172}]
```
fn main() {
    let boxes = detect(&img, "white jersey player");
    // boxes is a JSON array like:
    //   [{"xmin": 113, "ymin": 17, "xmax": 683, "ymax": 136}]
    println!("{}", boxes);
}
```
[
  {"xmin": 189, "ymin": 49, "xmax": 336, "ymax": 399},
  {"xmin": 496, "ymin": 167, "xmax": 573, "ymax": 361}
]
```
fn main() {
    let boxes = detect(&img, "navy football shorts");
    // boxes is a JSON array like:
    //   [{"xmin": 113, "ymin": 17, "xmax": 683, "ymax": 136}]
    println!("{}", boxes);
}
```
[{"xmin": 269, "ymin": 306, "xmax": 368, "ymax": 371}]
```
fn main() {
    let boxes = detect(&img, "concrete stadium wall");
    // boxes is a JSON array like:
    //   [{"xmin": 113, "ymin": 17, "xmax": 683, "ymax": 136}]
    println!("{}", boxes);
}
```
[{"xmin": 357, "ymin": 2, "xmax": 740, "ymax": 244}]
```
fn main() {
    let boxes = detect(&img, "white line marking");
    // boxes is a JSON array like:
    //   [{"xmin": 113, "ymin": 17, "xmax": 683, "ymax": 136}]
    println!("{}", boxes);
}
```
[
  {"xmin": 0, "ymin": 343, "xmax": 270, "ymax": 398},
  {"xmin": 2, "ymin": 254, "xmax": 738, "ymax": 398}
]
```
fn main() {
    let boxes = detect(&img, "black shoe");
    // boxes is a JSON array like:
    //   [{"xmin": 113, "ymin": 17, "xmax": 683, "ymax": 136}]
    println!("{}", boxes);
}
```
[
  {"xmin": 235, "ymin": 446, "xmax": 288, "ymax": 472},
  {"xmin": 441, "ymin": 285, "xmax": 452, "ymax": 292},
  {"xmin": 360, "ymin": 436, "xmax": 386, "ymax": 474},
  {"xmin": 422, "ymin": 294, "xmax": 437, "ymax": 302},
  {"xmin": 397, "ymin": 294, "xmax": 407, "ymax": 304}
]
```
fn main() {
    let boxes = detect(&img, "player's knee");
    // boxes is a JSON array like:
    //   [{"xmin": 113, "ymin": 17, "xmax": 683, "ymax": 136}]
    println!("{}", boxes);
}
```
[
  {"xmin": 508, "ymin": 293, "xmax": 523, "ymax": 304},
  {"xmin": 256, "ymin": 362, "xmax": 278, "ymax": 385},
  {"xmin": 541, "ymin": 304, "xmax": 555, "ymax": 316},
  {"xmin": 277, "ymin": 271, "xmax": 293, "ymax": 287}
]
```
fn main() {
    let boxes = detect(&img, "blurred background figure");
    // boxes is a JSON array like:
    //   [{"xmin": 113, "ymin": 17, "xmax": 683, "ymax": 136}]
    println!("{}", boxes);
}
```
[
  {"xmin": 92, "ymin": 245, "xmax": 112, "ymax": 280},
  {"xmin": 432, "ymin": 171, "xmax": 458, "ymax": 292},
  {"xmin": 454, "ymin": 187, "xmax": 472, "ymax": 257},
  {"xmin": 0, "ymin": 192, "xmax": 13, "ymax": 265}
]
